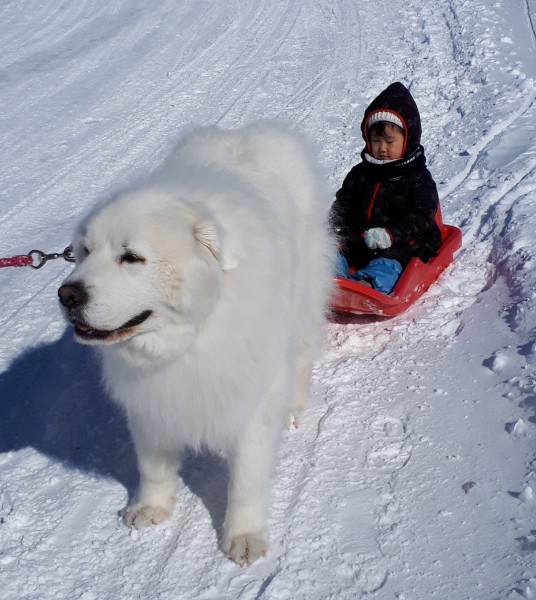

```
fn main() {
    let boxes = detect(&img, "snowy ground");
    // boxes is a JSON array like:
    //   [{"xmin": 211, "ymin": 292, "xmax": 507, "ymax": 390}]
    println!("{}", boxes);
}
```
[{"xmin": 1, "ymin": 0, "xmax": 536, "ymax": 598}]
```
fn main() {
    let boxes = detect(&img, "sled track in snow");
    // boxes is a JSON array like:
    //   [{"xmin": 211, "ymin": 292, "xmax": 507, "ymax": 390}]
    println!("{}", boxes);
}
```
[
  {"xmin": 524, "ymin": 0, "xmax": 536, "ymax": 50},
  {"xmin": 440, "ymin": 85, "xmax": 536, "ymax": 200}
]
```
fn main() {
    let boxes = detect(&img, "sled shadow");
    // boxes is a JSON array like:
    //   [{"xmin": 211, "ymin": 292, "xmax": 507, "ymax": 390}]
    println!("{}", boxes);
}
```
[
  {"xmin": 0, "ymin": 331, "xmax": 229, "ymax": 536},
  {"xmin": 328, "ymin": 309, "xmax": 389, "ymax": 325}
]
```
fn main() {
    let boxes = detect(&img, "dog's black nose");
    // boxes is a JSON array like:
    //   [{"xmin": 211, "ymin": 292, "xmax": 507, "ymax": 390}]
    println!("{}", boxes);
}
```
[{"xmin": 58, "ymin": 282, "xmax": 88, "ymax": 309}]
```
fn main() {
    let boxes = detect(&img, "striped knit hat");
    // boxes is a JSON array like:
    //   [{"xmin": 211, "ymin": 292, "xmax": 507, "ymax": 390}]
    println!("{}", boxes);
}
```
[{"xmin": 366, "ymin": 109, "xmax": 405, "ymax": 131}]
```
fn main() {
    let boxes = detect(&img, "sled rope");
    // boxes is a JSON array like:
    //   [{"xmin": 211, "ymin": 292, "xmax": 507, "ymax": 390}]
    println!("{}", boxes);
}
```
[{"xmin": 0, "ymin": 245, "xmax": 75, "ymax": 269}]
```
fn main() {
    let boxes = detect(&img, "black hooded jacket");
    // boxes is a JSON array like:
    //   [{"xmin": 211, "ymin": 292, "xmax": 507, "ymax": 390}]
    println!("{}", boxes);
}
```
[{"xmin": 330, "ymin": 82, "xmax": 442, "ymax": 269}]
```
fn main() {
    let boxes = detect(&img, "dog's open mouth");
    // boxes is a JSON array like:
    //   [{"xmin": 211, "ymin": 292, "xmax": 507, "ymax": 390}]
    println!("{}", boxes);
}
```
[{"xmin": 73, "ymin": 310, "xmax": 153, "ymax": 342}]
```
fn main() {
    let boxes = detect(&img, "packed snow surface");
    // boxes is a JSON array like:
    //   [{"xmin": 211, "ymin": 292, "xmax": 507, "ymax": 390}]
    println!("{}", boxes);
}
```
[{"xmin": 1, "ymin": 1, "xmax": 536, "ymax": 598}]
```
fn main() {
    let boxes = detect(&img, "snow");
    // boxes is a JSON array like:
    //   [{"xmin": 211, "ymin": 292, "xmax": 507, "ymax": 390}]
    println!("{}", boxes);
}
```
[{"xmin": 1, "ymin": 0, "xmax": 536, "ymax": 598}]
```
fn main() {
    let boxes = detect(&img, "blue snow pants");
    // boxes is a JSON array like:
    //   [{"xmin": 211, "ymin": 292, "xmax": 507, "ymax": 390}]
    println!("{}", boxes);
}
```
[{"xmin": 335, "ymin": 253, "xmax": 403, "ymax": 294}]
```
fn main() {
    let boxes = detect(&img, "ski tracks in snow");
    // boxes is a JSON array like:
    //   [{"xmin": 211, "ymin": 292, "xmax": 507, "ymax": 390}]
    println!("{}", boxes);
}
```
[{"xmin": 319, "ymin": 1, "xmax": 536, "ymax": 597}]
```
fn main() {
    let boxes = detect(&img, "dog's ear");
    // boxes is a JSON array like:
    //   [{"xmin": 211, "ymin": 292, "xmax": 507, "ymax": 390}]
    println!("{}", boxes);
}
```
[{"xmin": 194, "ymin": 221, "xmax": 238, "ymax": 271}]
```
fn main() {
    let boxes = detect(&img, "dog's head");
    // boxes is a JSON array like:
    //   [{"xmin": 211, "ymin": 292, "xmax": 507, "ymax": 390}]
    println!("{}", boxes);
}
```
[{"xmin": 58, "ymin": 188, "xmax": 237, "ymax": 357}]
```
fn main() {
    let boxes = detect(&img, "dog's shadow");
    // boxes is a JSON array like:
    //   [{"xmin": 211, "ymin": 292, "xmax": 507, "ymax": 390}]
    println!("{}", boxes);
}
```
[{"xmin": 0, "ymin": 331, "xmax": 228, "ymax": 539}]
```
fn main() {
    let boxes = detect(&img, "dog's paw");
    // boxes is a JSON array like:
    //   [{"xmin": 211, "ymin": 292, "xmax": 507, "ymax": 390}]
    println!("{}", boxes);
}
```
[
  {"xmin": 122, "ymin": 504, "xmax": 172, "ymax": 529},
  {"xmin": 223, "ymin": 532, "xmax": 268, "ymax": 566}
]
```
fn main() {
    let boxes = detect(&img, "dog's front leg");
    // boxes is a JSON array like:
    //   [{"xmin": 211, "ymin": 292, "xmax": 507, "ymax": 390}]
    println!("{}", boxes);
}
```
[
  {"xmin": 123, "ymin": 427, "xmax": 181, "ymax": 529},
  {"xmin": 222, "ymin": 400, "xmax": 282, "ymax": 566}
]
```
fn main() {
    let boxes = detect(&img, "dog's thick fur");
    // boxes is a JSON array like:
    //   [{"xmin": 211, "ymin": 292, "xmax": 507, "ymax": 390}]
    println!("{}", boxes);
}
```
[{"xmin": 58, "ymin": 122, "xmax": 335, "ymax": 565}]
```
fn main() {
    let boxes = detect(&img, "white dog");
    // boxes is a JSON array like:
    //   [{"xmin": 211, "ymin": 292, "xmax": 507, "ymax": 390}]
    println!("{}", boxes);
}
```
[{"xmin": 58, "ymin": 121, "xmax": 335, "ymax": 565}]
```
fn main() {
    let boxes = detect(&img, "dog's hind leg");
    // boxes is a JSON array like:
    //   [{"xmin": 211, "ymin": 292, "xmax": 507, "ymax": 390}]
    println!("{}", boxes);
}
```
[{"xmin": 285, "ymin": 344, "xmax": 313, "ymax": 429}]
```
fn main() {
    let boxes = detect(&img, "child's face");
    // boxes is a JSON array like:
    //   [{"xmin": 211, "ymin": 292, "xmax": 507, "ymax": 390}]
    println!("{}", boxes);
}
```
[{"xmin": 369, "ymin": 123, "xmax": 405, "ymax": 160}]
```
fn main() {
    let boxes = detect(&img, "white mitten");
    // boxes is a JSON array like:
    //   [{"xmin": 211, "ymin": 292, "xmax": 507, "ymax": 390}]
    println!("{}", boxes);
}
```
[{"xmin": 363, "ymin": 228, "xmax": 392, "ymax": 250}]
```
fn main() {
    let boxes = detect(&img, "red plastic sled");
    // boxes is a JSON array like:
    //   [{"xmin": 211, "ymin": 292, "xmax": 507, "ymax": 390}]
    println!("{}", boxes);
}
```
[{"xmin": 330, "ymin": 208, "xmax": 462, "ymax": 317}]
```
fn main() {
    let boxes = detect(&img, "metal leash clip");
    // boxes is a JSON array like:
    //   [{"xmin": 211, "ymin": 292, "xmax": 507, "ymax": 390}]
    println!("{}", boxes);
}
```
[{"xmin": 28, "ymin": 245, "xmax": 76, "ymax": 269}]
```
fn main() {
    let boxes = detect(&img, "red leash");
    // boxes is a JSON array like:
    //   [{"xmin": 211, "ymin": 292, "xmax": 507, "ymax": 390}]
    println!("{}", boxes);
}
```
[
  {"xmin": 0, "ymin": 246, "xmax": 75, "ymax": 269},
  {"xmin": 0, "ymin": 254, "xmax": 34, "ymax": 268}
]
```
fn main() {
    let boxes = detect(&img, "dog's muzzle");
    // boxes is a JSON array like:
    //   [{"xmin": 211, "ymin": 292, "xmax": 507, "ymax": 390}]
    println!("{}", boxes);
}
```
[{"xmin": 58, "ymin": 281, "xmax": 152, "ymax": 343}]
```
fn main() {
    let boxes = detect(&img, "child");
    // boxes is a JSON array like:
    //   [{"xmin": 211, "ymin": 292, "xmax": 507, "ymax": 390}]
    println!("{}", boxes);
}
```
[{"xmin": 330, "ymin": 82, "xmax": 442, "ymax": 294}]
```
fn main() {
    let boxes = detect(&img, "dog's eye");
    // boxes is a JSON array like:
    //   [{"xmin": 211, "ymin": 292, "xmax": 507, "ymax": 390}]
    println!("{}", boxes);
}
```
[
  {"xmin": 120, "ymin": 251, "xmax": 145, "ymax": 264},
  {"xmin": 82, "ymin": 246, "xmax": 90, "ymax": 257}
]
